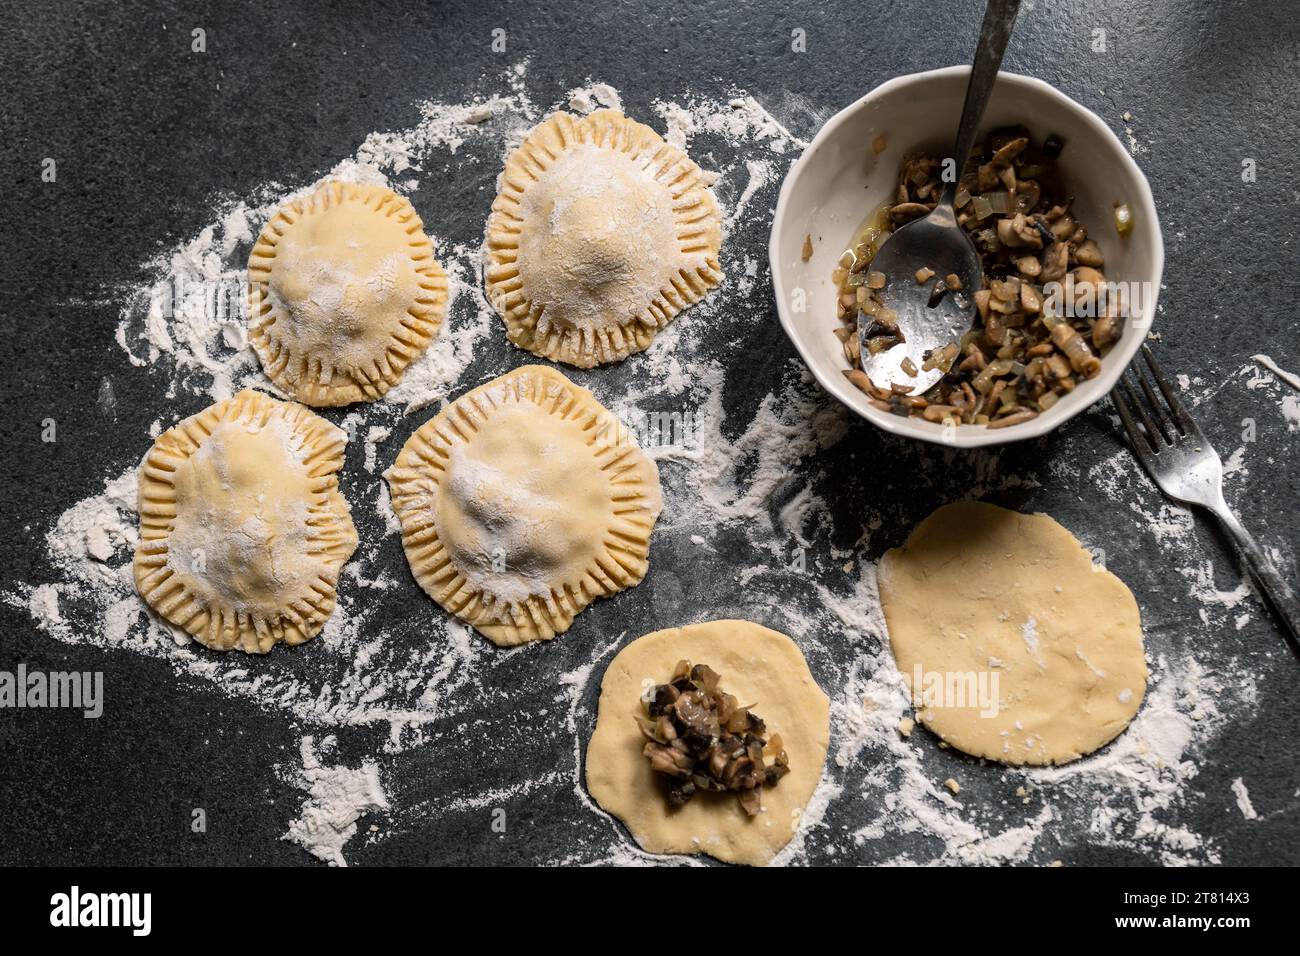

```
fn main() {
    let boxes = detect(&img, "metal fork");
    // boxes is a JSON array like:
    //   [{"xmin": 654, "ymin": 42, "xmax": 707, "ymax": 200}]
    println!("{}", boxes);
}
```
[{"xmin": 1113, "ymin": 345, "xmax": 1300, "ymax": 650}]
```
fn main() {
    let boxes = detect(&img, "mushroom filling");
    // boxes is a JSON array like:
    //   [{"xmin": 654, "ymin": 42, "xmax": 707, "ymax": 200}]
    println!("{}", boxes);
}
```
[
  {"xmin": 638, "ymin": 659, "xmax": 790, "ymax": 816},
  {"xmin": 832, "ymin": 127, "xmax": 1125, "ymax": 428}
]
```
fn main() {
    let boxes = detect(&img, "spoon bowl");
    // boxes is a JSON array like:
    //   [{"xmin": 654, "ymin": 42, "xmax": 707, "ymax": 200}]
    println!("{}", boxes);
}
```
[{"xmin": 859, "ymin": 205, "xmax": 982, "ymax": 395}]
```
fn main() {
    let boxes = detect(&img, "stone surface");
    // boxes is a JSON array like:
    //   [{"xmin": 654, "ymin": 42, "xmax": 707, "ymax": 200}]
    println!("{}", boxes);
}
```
[{"xmin": 1, "ymin": 0, "xmax": 1297, "ymax": 865}]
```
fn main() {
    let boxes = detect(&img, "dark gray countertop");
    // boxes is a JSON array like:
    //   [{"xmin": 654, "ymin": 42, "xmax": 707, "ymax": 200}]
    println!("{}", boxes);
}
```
[{"xmin": 2, "ymin": 0, "xmax": 1298, "ymax": 866}]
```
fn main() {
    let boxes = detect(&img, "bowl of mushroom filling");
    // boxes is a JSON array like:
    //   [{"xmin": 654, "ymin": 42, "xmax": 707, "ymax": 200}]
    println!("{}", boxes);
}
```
[{"xmin": 770, "ymin": 66, "xmax": 1163, "ymax": 447}]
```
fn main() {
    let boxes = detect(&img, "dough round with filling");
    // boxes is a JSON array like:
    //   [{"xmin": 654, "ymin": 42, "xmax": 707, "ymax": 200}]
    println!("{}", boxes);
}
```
[
  {"xmin": 585, "ymin": 620, "xmax": 830, "ymax": 866},
  {"xmin": 878, "ymin": 501, "xmax": 1147, "ymax": 765},
  {"xmin": 485, "ymin": 109, "xmax": 723, "ymax": 368},
  {"xmin": 247, "ymin": 180, "xmax": 449, "ymax": 406},
  {"xmin": 133, "ymin": 389, "xmax": 357, "ymax": 654},
  {"xmin": 387, "ymin": 365, "xmax": 662, "ymax": 646}
]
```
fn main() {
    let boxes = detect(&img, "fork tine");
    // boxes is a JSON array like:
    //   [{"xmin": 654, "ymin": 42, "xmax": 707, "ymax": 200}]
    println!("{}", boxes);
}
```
[
  {"xmin": 1112, "ymin": 383, "xmax": 1154, "ymax": 457},
  {"xmin": 1141, "ymin": 344, "xmax": 1200, "ymax": 435},
  {"xmin": 1122, "ymin": 374, "xmax": 1167, "ymax": 450},
  {"xmin": 1132, "ymin": 366, "xmax": 1174, "ymax": 443}
]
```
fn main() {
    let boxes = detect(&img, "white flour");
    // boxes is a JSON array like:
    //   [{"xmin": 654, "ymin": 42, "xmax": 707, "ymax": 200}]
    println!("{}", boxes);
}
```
[
  {"xmin": 1230, "ymin": 777, "xmax": 1259, "ymax": 821},
  {"xmin": 1253, "ymin": 354, "xmax": 1300, "ymax": 392},
  {"xmin": 6, "ymin": 67, "xmax": 1281, "ymax": 866},
  {"xmin": 1252, "ymin": 353, "xmax": 1300, "ymax": 431},
  {"xmin": 283, "ymin": 736, "xmax": 388, "ymax": 867}
]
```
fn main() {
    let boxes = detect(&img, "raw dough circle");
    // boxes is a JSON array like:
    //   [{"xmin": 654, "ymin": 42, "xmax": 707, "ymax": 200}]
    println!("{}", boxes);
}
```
[
  {"xmin": 387, "ymin": 365, "xmax": 662, "ymax": 646},
  {"xmin": 586, "ymin": 620, "xmax": 830, "ymax": 866},
  {"xmin": 877, "ymin": 501, "xmax": 1147, "ymax": 765},
  {"xmin": 133, "ymin": 389, "xmax": 358, "ymax": 654},
  {"xmin": 485, "ymin": 109, "xmax": 723, "ymax": 368},
  {"xmin": 247, "ymin": 180, "xmax": 449, "ymax": 406}
]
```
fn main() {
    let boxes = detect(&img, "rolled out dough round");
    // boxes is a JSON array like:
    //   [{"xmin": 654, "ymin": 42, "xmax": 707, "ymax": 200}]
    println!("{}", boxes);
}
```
[
  {"xmin": 585, "ymin": 619, "xmax": 829, "ymax": 866},
  {"xmin": 877, "ymin": 501, "xmax": 1147, "ymax": 766}
]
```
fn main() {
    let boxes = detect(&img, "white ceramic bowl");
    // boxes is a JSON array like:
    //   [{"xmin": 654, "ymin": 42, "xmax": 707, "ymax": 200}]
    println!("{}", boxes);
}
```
[{"xmin": 769, "ymin": 66, "xmax": 1163, "ymax": 447}]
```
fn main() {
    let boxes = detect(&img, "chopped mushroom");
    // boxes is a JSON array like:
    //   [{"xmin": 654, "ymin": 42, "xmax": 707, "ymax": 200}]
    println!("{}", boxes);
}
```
[
  {"xmin": 1020, "ymin": 282, "xmax": 1043, "ymax": 314},
  {"xmin": 829, "ymin": 127, "xmax": 1120, "ymax": 429},
  {"xmin": 1013, "ymin": 254, "xmax": 1042, "ymax": 278},
  {"xmin": 890, "ymin": 202, "xmax": 932, "ymax": 222},
  {"xmin": 1039, "ymin": 242, "xmax": 1070, "ymax": 283},
  {"xmin": 1075, "ymin": 239, "xmax": 1104, "ymax": 267},
  {"xmin": 640, "ymin": 659, "xmax": 790, "ymax": 816},
  {"xmin": 1048, "ymin": 317, "xmax": 1102, "ymax": 376}
]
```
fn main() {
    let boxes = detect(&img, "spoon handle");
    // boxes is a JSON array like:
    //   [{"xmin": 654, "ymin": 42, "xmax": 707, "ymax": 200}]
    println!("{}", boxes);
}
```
[{"xmin": 943, "ymin": 0, "xmax": 1022, "ymax": 206}]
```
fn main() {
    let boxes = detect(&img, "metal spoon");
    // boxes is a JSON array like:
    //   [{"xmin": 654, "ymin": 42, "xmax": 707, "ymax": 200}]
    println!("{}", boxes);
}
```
[{"xmin": 859, "ymin": 0, "xmax": 1022, "ymax": 395}]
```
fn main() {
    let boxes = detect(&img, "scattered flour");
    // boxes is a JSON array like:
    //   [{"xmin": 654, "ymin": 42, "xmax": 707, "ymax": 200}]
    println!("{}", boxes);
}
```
[
  {"xmin": 1252, "ymin": 354, "xmax": 1300, "ymax": 431},
  {"xmin": 1252, "ymin": 354, "xmax": 1300, "ymax": 392},
  {"xmin": 283, "ymin": 736, "xmax": 388, "ymax": 867},
  {"xmin": 1230, "ymin": 777, "xmax": 1259, "ymax": 821},
  {"xmin": 7, "ymin": 68, "xmax": 1276, "ymax": 866},
  {"xmin": 566, "ymin": 82, "xmax": 622, "ymax": 114}
]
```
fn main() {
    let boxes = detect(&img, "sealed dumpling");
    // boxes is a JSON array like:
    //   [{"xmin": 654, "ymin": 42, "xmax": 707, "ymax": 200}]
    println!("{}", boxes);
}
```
[
  {"xmin": 485, "ymin": 109, "xmax": 723, "ymax": 368},
  {"xmin": 133, "ymin": 389, "xmax": 357, "ymax": 653},
  {"xmin": 247, "ymin": 181, "xmax": 449, "ymax": 406},
  {"xmin": 386, "ymin": 365, "xmax": 662, "ymax": 645}
]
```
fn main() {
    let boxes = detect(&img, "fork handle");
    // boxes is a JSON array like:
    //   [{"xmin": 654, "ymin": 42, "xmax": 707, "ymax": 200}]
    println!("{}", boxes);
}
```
[{"xmin": 1210, "ymin": 503, "xmax": 1300, "ymax": 648}]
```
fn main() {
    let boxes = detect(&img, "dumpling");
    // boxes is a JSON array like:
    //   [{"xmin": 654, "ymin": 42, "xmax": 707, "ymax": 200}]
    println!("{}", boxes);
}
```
[
  {"xmin": 133, "ymin": 389, "xmax": 357, "ymax": 653},
  {"xmin": 387, "ymin": 365, "xmax": 662, "ymax": 645},
  {"xmin": 485, "ymin": 110, "xmax": 723, "ymax": 368},
  {"xmin": 247, "ymin": 181, "xmax": 448, "ymax": 406}
]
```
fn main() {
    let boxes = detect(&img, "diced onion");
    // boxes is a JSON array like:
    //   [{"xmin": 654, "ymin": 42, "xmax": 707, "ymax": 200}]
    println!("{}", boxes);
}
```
[
  {"xmin": 1113, "ymin": 202, "xmax": 1133, "ymax": 236},
  {"xmin": 982, "ymin": 191, "xmax": 1014, "ymax": 216}
]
